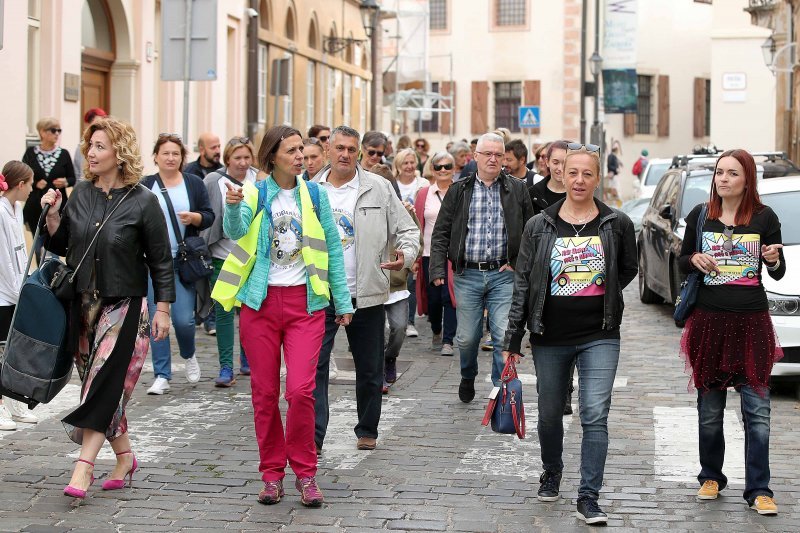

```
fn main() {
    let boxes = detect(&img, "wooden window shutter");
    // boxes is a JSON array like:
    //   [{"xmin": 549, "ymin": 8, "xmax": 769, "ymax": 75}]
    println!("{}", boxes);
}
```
[
  {"xmin": 623, "ymin": 113, "xmax": 635, "ymax": 137},
  {"xmin": 693, "ymin": 77, "xmax": 706, "ymax": 138},
  {"xmin": 523, "ymin": 80, "xmax": 541, "ymax": 134},
  {"xmin": 440, "ymin": 81, "xmax": 456, "ymax": 135},
  {"xmin": 471, "ymin": 81, "xmax": 489, "ymax": 134},
  {"xmin": 657, "ymin": 75, "xmax": 670, "ymax": 137}
]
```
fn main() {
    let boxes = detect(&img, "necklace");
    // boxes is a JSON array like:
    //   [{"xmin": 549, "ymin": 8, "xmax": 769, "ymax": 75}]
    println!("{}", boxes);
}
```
[
  {"xmin": 569, "ymin": 221, "xmax": 588, "ymax": 237},
  {"xmin": 565, "ymin": 206, "xmax": 596, "ymax": 224}
]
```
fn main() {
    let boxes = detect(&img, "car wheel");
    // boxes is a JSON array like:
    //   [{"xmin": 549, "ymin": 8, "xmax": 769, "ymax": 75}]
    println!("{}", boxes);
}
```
[{"xmin": 638, "ymin": 251, "xmax": 660, "ymax": 304}]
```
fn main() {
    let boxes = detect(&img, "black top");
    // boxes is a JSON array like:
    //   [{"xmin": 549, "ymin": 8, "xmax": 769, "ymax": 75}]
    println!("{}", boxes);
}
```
[
  {"xmin": 528, "ymin": 176, "xmax": 566, "ymax": 215},
  {"xmin": 184, "ymin": 157, "xmax": 222, "ymax": 179},
  {"xmin": 21, "ymin": 145, "xmax": 76, "ymax": 231},
  {"xmin": 679, "ymin": 204, "xmax": 786, "ymax": 313},
  {"xmin": 607, "ymin": 153, "xmax": 620, "ymax": 174},
  {"xmin": 533, "ymin": 214, "xmax": 620, "ymax": 346}
]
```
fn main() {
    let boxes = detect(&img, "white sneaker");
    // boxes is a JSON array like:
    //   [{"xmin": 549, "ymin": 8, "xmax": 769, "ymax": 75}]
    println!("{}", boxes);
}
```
[
  {"xmin": 280, "ymin": 366, "xmax": 287, "ymax": 379},
  {"xmin": 329, "ymin": 356, "xmax": 339, "ymax": 380},
  {"xmin": 0, "ymin": 405, "xmax": 17, "ymax": 431},
  {"xmin": 184, "ymin": 355, "xmax": 201, "ymax": 383},
  {"xmin": 147, "ymin": 377, "xmax": 171, "ymax": 395},
  {"xmin": 4, "ymin": 399, "xmax": 37, "ymax": 423},
  {"xmin": 406, "ymin": 324, "xmax": 419, "ymax": 337}
]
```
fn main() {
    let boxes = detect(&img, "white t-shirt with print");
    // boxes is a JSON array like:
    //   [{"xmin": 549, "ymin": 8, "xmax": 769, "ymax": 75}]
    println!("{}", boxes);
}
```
[
  {"xmin": 320, "ymin": 174, "xmax": 359, "ymax": 298},
  {"xmin": 396, "ymin": 176, "xmax": 427, "ymax": 204},
  {"xmin": 268, "ymin": 188, "xmax": 306, "ymax": 287}
]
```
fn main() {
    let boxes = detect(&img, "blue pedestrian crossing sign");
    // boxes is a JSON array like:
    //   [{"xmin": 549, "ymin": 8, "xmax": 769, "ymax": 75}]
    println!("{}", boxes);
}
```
[{"xmin": 518, "ymin": 106, "xmax": 541, "ymax": 129}]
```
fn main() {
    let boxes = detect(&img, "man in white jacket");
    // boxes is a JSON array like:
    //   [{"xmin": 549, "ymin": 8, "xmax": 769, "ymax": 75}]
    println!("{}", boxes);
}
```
[{"xmin": 312, "ymin": 126, "xmax": 420, "ymax": 452}]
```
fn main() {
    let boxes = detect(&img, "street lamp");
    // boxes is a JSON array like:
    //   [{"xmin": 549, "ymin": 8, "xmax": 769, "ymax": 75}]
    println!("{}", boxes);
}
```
[
  {"xmin": 589, "ymin": 51, "xmax": 603, "ymax": 78},
  {"xmin": 761, "ymin": 35, "xmax": 776, "ymax": 70},
  {"xmin": 323, "ymin": 0, "xmax": 380, "ymax": 54}
]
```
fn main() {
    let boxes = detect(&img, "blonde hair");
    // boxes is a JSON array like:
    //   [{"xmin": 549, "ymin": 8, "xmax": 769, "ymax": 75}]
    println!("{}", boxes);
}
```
[
  {"xmin": 393, "ymin": 148, "xmax": 418, "ymax": 177},
  {"xmin": 81, "ymin": 117, "xmax": 144, "ymax": 187},
  {"xmin": 564, "ymin": 146, "xmax": 602, "ymax": 177},
  {"xmin": 36, "ymin": 117, "xmax": 60, "ymax": 134},
  {"xmin": 223, "ymin": 137, "xmax": 256, "ymax": 166}
]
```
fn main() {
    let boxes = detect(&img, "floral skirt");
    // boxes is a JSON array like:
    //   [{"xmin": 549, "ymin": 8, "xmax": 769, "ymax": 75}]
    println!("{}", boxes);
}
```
[
  {"xmin": 679, "ymin": 307, "xmax": 783, "ymax": 396},
  {"xmin": 62, "ymin": 294, "xmax": 150, "ymax": 445}
]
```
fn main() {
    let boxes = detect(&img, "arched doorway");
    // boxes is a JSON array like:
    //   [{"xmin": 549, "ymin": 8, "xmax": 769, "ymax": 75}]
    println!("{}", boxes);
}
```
[{"xmin": 81, "ymin": 0, "xmax": 115, "ymax": 123}]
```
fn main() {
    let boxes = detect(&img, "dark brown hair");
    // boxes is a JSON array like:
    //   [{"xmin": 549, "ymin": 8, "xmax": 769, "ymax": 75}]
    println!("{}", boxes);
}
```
[
  {"xmin": 1, "ymin": 161, "xmax": 34, "ymax": 189},
  {"xmin": 307, "ymin": 125, "xmax": 330, "ymax": 139},
  {"xmin": 153, "ymin": 133, "xmax": 188, "ymax": 171},
  {"xmin": 257, "ymin": 126, "xmax": 302, "ymax": 173}
]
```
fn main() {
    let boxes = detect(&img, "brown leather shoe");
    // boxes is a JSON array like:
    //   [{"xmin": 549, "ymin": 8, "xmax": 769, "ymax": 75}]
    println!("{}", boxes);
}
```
[{"xmin": 356, "ymin": 437, "xmax": 377, "ymax": 450}]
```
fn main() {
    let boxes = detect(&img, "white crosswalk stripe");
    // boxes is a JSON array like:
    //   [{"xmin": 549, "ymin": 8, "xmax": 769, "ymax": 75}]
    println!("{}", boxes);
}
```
[{"xmin": 0, "ymin": 384, "xmax": 82, "ymax": 441}]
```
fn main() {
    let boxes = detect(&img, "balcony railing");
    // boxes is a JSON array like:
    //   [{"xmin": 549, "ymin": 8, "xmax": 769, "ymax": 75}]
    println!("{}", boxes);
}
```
[{"xmin": 746, "ymin": 0, "xmax": 778, "ymax": 10}]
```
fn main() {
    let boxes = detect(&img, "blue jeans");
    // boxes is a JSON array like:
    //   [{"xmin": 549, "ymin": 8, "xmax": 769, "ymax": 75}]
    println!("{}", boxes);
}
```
[
  {"xmin": 452, "ymin": 268, "xmax": 514, "ymax": 385},
  {"xmin": 147, "ymin": 266, "xmax": 197, "ymax": 380},
  {"xmin": 697, "ymin": 386, "xmax": 772, "ymax": 502},
  {"xmin": 533, "ymin": 339, "xmax": 620, "ymax": 500}
]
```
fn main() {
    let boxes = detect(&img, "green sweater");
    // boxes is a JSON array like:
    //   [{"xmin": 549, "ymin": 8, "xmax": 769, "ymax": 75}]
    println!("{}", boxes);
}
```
[{"xmin": 223, "ymin": 176, "xmax": 354, "ymax": 315}]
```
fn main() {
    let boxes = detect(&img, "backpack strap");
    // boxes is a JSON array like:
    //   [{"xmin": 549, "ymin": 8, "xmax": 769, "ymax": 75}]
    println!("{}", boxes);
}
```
[{"xmin": 306, "ymin": 180, "xmax": 321, "ymax": 214}]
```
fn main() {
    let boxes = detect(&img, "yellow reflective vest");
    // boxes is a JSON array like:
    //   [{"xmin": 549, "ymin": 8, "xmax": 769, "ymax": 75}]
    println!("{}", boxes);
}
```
[{"xmin": 211, "ymin": 178, "xmax": 329, "ymax": 312}]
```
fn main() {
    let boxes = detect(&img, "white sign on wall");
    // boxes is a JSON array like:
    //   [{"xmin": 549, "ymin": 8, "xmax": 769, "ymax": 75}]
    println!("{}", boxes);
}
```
[{"xmin": 722, "ymin": 72, "xmax": 747, "ymax": 91}]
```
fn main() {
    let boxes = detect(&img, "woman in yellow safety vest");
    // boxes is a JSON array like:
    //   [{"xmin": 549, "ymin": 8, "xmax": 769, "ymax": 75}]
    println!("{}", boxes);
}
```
[{"xmin": 220, "ymin": 125, "xmax": 353, "ymax": 508}]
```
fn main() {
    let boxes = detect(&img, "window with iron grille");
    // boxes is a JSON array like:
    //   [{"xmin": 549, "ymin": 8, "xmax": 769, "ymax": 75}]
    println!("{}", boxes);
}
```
[
  {"xmin": 430, "ymin": 0, "xmax": 447, "ymax": 30},
  {"xmin": 496, "ymin": 0, "xmax": 526, "ymax": 26},
  {"xmin": 704, "ymin": 78, "xmax": 711, "ymax": 136},
  {"xmin": 416, "ymin": 82, "xmax": 440, "ymax": 133},
  {"xmin": 494, "ymin": 81, "xmax": 521, "ymax": 131},
  {"xmin": 636, "ymin": 75, "xmax": 654, "ymax": 135}
]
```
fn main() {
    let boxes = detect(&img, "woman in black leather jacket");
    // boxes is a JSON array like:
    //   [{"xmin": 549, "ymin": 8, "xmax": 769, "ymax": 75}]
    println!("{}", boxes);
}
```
[
  {"xmin": 41, "ymin": 117, "xmax": 174, "ymax": 500},
  {"xmin": 502, "ymin": 144, "xmax": 637, "ymax": 525}
]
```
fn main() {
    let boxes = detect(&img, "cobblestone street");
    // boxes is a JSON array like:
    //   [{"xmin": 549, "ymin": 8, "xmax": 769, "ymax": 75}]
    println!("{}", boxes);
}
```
[{"xmin": 1, "ymin": 286, "xmax": 799, "ymax": 532}]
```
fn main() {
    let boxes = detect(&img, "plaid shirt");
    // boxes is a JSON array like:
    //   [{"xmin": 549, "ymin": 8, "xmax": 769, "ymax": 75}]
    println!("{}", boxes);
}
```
[{"xmin": 465, "ymin": 175, "xmax": 507, "ymax": 263}]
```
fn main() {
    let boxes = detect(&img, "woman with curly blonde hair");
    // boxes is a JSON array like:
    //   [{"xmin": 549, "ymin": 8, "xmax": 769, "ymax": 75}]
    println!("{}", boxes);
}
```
[{"xmin": 40, "ymin": 117, "xmax": 175, "ymax": 500}]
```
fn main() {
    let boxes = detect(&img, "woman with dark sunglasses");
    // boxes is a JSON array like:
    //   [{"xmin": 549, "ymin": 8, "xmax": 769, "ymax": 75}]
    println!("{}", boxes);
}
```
[
  {"xmin": 22, "ymin": 117, "xmax": 76, "ymax": 261},
  {"xmin": 679, "ymin": 149, "xmax": 785, "ymax": 516},
  {"xmin": 502, "ymin": 143, "xmax": 638, "ymax": 524},
  {"xmin": 414, "ymin": 138, "xmax": 430, "ymax": 173},
  {"xmin": 415, "ymin": 152, "xmax": 458, "ymax": 355}
]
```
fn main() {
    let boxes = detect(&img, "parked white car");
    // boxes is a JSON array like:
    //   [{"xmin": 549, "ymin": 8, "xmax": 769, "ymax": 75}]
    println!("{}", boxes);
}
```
[
  {"xmin": 759, "ymin": 176, "xmax": 800, "ymax": 397},
  {"xmin": 637, "ymin": 158, "xmax": 672, "ymax": 199}
]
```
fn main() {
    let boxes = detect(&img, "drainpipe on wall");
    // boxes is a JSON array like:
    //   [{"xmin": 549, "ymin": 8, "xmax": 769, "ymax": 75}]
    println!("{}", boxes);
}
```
[
  {"xmin": 246, "ymin": 0, "xmax": 259, "ymax": 139},
  {"xmin": 370, "ymin": 10, "xmax": 380, "ymax": 131}
]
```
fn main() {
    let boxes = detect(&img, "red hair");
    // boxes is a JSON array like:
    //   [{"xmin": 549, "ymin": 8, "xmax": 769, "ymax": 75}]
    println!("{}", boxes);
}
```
[{"xmin": 707, "ymin": 149, "xmax": 763, "ymax": 226}]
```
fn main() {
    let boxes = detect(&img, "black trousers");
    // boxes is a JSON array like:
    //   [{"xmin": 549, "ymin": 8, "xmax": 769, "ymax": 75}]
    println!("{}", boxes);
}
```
[
  {"xmin": 314, "ymin": 302, "xmax": 385, "ymax": 445},
  {"xmin": 0, "ymin": 305, "xmax": 14, "ymax": 342}
]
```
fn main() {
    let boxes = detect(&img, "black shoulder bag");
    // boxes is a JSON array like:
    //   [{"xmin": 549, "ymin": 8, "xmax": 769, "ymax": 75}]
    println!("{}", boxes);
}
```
[
  {"xmin": 673, "ymin": 203, "xmax": 708, "ymax": 322},
  {"xmin": 154, "ymin": 174, "xmax": 213, "ymax": 284}
]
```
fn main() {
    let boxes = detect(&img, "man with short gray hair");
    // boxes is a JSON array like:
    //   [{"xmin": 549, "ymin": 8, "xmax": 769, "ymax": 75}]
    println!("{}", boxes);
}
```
[{"xmin": 429, "ymin": 133, "xmax": 534, "ymax": 402}]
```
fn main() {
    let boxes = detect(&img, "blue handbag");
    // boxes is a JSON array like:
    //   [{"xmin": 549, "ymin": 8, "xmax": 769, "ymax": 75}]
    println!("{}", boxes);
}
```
[
  {"xmin": 673, "ymin": 203, "xmax": 708, "ymax": 322},
  {"xmin": 482, "ymin": 358, "xmax": 526, "ymax": 439}
]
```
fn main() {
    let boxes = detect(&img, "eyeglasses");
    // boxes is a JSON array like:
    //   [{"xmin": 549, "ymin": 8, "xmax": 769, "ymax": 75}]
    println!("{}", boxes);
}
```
[
  {"xmin": 416, "ymin": 143, "xmax": 426, "ymax": 148},
  {"xmin": 475, "ymin": 151, "xmax": 504, "ymax": 161},
  {"xmin": 366, "ymin": 149, "xmax": 384, "ymax": 158},
  {"xmin": 317, "ymin": 135, "xmax": 330, "ymax": 143},
  {"xmin": 228, "ymin": 136, "xmax": 250, "ymax": 146},
  {"xmin": 304, "ymin": 137, "xmax": 323, "ymax": 147},
  {"xmin": 433, "ymin": 163, "xmax": 454, "ymax": 171},
  {"xmin": 722, "ymin": 225, "xmax": 735, "ymax": 253},
  {"xmin": 567, "ymin": 142, "xmax": 600, "ymax": 153},
  {"xmin": 158, "ymin": 132, "xmax": 183, "ymax": 142},
  {"xmin": 48, "ymin": 128, "xmax": 63, "ymax": 134}
]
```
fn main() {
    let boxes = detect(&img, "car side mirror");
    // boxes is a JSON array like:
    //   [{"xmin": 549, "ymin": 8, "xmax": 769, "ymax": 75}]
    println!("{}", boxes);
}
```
[{"xmin": 659, "ymin": 205, "xmax": 674, "ymax": 220}]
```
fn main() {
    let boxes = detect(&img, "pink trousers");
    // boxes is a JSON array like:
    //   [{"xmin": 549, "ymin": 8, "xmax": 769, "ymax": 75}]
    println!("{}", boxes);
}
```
[{"xmin": 240, "ymin": 285, "xmax": 325, "ymax": 481}]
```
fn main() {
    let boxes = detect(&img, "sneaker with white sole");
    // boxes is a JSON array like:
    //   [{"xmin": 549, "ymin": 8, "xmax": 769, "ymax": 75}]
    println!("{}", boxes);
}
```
[
  {"xmin": 147, "ymin": 377, "xmax": 171, "ymax": 395},
  {"xmin": 750, "ymin": 495, "xmax": 778, "ymax": 515},
  {"xmin": 184, "ymin": 355, "xmax": 201, "ymax": 383},
  {"xmin": 5, "ymin": 399, "xmax": 37, "ymax": 423},
  {"xmin": 0, "ymin": 405, "xmax": 17, "ymax": 431},
  {"xmin": 329, "ymin": 357, "xmax": 339, "ymax": 380},
  {"xmin": 431, "ymin": 333, "xmax": 442, "ymax": 351},
  {"xmin": 441, "ymin": 343, "xmax": 454, "ymax": 356},
  {"xmin": 405, "ymin": 324, "xmax": 418, "ymax": 337}
]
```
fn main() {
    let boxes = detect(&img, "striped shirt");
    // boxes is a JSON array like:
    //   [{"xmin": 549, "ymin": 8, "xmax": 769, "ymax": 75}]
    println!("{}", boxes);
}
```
[{"xmin": 465, "ymin": 175, "xmax": 507, "ymax": 263}]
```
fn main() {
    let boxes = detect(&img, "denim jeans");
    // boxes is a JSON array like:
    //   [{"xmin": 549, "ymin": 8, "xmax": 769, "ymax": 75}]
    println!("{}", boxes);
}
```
[
  {"xmin": 147, "ymin": 265, "xmax": 197, "ymax": 380},
  {"xmin": 384, "ymin": 298, "xmax": 408, "ymax": 361},
  {"xmin": 452, "ymin": 267, "xmax": 514, "ymax": 385},
  {"xmin": 210, "ymin": 258, "xmax": 247, "ymax": 371},
  {"xmin": 697, "ymin": 386, "xmax": 772, "ymax": 502},
  {"xmin": 314, "ymin": 302, "xmax": 385, "ymax": 446},
  {"xmin": 422, "ymin": 257, "xmax": 456, "ymax": 345},
  {"xmin": 406, "ymin": 275, "xmax": 417, "ymax": 325},
  {"xmin": 533, "ymin": 339, "xmax": 620, "ymax": 500}
]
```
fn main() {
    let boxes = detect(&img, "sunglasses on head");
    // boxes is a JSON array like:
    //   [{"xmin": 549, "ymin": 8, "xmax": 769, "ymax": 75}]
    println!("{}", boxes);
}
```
[
  {"xmin": 317, "ymin": 135, "xmax": 330, "ymax": 142},
  {"xmin": 722, "ymin": 225, "xmax": 735, "ymax": 253},
  {"xmin": 567, "ymin": 142, "xmax": 600, "ymax": 153},
  {"xmin": 304, "ymin": 137, "xmax": 323, "ymax": 147},
  {"xmin": 158, "ymin": 132, "xmax": 182, "ymax": 142},
  {"xmin": 48, "ymin": 128, "xmax": 62, "ymax": 134},
  {"xmin": 433, "ymin": 163, "xmax": 454, "ymax": 171},
  {"xmin": 228, "ymin": 136, "xmax": 250, "ymax": 145},
  {"xmin": 366, "ymin": 149, "xmax": 384, "ymax": 158}
]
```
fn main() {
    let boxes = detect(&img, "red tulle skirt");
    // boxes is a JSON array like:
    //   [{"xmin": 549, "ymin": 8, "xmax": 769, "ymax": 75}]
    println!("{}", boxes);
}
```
[{"xmin": 679, "ymin": 308, "xmax": 783, "ymax": 395}]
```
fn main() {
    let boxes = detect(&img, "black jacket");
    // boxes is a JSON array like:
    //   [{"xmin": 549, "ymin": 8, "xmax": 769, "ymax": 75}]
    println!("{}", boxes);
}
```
[
  {"xmin": 429, "ymin": 171, "xmax": 535, "ymax": 280},
  {"xmin": 503, "ymin": 199, "xmax": 638, "ymax": 354},
  {"xmin": 22, "ymin": 146, "xmax": 76, "ymax": 231},
  {"xmin": 43, "ymin": 180, "xmax": 176, "ymax": 303},
  {"xmin": 183, "ymin": 157, "xmax": 222, "ymax": 179},
  {"xmin": 527, "ymin": 176, "xmax": 565, "ymax": 215},
  {"xmin": 141, "ymin": 173, "xmax": 215, "ymax": 244}
]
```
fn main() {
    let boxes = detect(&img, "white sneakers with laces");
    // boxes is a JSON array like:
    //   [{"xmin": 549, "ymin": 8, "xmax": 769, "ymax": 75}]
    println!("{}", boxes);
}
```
[
  {"xmin": 184, "ymin": 355, "xmax": 201, "ymax": 383},
  {"xmin": 4, "ymin": 398, "xmax": 38, "ymax": 423},
  {"xmin": 0, "ymin": 404, "xmax": 17, "ymax": 431},
  {"xmin": 147, "ymin": 377, "xmax": 171, "ymax": 395}
]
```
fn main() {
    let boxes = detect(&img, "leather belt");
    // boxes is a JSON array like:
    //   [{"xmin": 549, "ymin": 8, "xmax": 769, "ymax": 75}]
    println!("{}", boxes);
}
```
[{"xmin": 464, "ymin": 259, "xmax": 508, "ymax": 271}]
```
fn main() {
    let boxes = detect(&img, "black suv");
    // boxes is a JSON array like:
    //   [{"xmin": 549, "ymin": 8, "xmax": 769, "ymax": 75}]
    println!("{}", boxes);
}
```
[{"xmin": 637, "ymin": 152, "xmax": 799, "ymax": 307}]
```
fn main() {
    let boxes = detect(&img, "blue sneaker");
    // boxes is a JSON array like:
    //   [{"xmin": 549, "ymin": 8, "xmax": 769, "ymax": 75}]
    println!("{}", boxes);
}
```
[
  {"xmin": 214, "ymin": 367, "xmax": 236, "ymax": 387},
  {"xmin": 239, "ymin": 364, "xmax": 251, "ymax": 376}
]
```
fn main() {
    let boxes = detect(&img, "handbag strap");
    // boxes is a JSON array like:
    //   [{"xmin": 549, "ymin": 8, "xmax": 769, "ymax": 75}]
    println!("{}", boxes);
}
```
[
  {"xmin": 510, "ymin": 390, "xmax": 525, "ymax": 439},
  {"xmin": 695, "ymin": 203, "xmax": 708, "ymax": 253},
  {"xmin": 154, "ymin": 173, "xmax": 187, "ymax": 248},
  {"xmin": 219, "ymin": 170, "xmax": 244, "ymax": 188},
  {"xmin": 69, "ymin": 185, "xmax": 136, "ymax": 282}
]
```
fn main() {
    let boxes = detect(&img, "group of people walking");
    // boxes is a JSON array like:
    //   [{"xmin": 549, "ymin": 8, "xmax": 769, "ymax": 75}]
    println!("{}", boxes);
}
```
[{"xmin": 0, "ymin": 113, "xmax": 786, "ymax": 523}]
